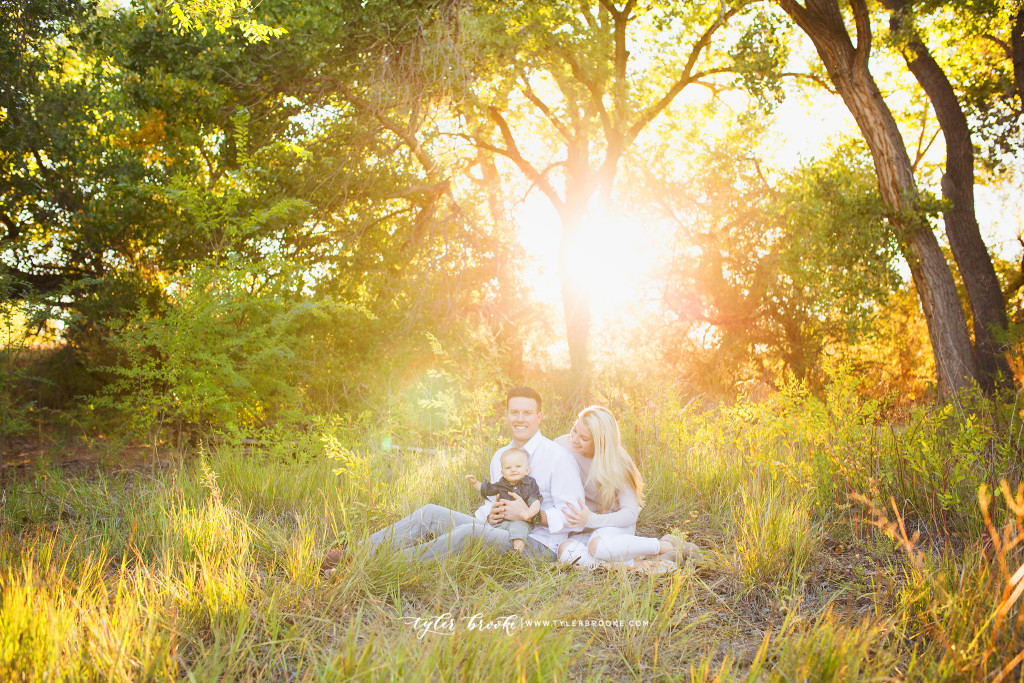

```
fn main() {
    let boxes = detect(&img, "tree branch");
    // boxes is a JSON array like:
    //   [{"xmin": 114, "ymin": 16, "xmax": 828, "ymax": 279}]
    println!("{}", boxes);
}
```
[
  {"xmin": 774, "ymin": 0, "xmax": 809, "ymax": 27},
  {"xmin": 981, "ymin": 33, "xmax": 1011, "ymax": 58},
  {"xmin": 1, "ymin": 265, "xmax": 78, "ymax": 300},
  {"xmin": 779, "ymin": 71, "xmax": 838, "ymax": 94},
  {"xmin": 0, "ymin": 211, "xmax": 21, "ymax": 244},
  {"xmin": 555, "ymin": 47, "xmax": 613, "ymax": 136},
  {"xmin": 850, "ymin": 0, "xmax": 873, "ymax": 69},
  {"xmin": 627, "ymin": 5, "xmax": 738, "ymax": 142},
  {"xmin": 598, "ymin": 0, "xmax": 636, "ymax": 112},
  {"xmin": 912, "ymin": 116, "xmax": 941, "ymax": 173},
  {"xmin": 1013, "ymin": 7, "xmax": 1024, "ymax": 105},
  {"xmin": 518, "ymin": 78, "xmax": 574, "ymax": 143},
  {"xmin": 379, "ymin": 182, "xmax": 450, "ymax": 200},
  {"xmin": 486, "ymin": 107, "xmax": 564, "ymax": 209},
  {"xmin": 578, "ymin": 0, "xmax": 597, "ymax": 30},
  {"xmin": 338, "ymin": 85, "xmax": 438, "ymax": 178}
]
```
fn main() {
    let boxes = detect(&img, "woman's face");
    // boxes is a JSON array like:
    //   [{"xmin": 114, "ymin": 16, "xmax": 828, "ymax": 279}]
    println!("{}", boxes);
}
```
[{"xmin": 569, "ymin": 419, "xmax": 595, "ymax": 458}]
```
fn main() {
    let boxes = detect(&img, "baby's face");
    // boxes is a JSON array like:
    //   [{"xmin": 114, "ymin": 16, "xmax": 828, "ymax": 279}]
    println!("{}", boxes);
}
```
[{"xmin": 500, "ymin": 451, "xmax": 530, "ymax": 482}]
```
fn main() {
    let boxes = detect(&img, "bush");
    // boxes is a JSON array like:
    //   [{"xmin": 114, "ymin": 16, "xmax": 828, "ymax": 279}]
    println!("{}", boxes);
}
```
[{"xmin": 97, "ymin": 255, "xmax": 370, "ymax": 447}]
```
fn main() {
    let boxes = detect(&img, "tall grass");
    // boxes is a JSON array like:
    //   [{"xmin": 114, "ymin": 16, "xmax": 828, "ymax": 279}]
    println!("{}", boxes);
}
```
[{"xmin": 1, "ymin": 380, "xmax": 1021, "ymax": 679}]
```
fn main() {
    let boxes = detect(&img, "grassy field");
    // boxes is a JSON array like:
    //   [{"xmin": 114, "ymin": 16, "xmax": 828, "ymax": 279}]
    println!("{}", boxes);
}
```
[{"xmin": 2, "ymin": 384, "xmax": 1024, "ymax": 681}]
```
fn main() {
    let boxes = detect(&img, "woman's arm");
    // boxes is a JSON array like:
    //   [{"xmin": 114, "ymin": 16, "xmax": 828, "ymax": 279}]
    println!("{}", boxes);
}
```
[{"xmin": 585, "ymin": 485, "xmax": 640, "ymax": 529}]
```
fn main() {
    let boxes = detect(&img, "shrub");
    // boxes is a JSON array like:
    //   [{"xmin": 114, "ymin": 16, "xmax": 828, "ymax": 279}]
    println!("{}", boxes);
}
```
[{"xmin": 98, "ymin": 255, "xmax": 369, "ymax": 447}]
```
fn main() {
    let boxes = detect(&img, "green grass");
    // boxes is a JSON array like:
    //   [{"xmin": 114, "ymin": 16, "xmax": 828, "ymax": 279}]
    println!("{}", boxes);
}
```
[{"xmin": 2, "ymin": 386, "xmax": 1024, "ymax": 680}]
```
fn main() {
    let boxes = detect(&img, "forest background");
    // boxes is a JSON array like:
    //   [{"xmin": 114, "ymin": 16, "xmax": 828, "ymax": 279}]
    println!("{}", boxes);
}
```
[{"xmin": 2, "ymin": 0, "xmax": 1024, "ymax": 679}]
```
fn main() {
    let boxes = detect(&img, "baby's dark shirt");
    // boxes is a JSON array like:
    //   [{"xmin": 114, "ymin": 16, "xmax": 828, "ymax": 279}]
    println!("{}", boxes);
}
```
[{"xmin": 478, "ymin": 475, "xmax": 542, "ymax": 506}]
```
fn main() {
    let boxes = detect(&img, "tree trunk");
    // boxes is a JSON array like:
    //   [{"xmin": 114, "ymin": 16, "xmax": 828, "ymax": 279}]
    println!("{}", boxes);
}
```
[
  {"xmin": 883, "ymin": 0, "xmax": 1013, "ymax": 393},
  {"xmin": 776, "ymin": 0, "xmax": 979, "ymax": 395},
  {"xmin": 477, "ymin": 151, "xmax": 525, "ymax": 381},
  {"xmin": 557, "ymin": 206, "xmax": 592, "ymax": 395},
  {"xmin": 1013, "ymin": 7, "xmax": 1024, "ymax": 105}
]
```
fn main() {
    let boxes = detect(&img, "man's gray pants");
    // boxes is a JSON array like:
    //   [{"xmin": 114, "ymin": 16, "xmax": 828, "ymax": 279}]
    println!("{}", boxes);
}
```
[{"xmin": 367, "ymin": 504, "xmax": 556, "ymax": 563}]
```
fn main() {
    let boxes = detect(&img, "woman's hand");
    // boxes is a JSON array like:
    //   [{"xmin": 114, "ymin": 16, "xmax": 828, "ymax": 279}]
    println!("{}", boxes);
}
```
[{"xmin": 563, "ymin": 499, "xmax": 591, "ymax": 528}]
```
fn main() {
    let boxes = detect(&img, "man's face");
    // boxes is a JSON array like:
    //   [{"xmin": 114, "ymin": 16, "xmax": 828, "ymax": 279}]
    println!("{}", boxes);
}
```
[{"xmin": 506, "ymin": 396, "xmax": 542, "ymax": 445}]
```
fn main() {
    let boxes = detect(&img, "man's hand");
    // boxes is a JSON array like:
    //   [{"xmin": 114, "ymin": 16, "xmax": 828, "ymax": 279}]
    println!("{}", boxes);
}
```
[
  {"xmin": 503, "ymin": 492, "xmax": 534, "ymax": 522},
  {"xmin": 487, "ymin": 499, "xmax": 506, "ymax": 525}
]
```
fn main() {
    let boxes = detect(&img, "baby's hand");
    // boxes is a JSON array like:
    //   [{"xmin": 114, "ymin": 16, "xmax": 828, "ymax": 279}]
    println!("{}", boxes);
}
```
[{"xmin": 465, "ymin": 474, "xmax": 480, "ymax": 491}]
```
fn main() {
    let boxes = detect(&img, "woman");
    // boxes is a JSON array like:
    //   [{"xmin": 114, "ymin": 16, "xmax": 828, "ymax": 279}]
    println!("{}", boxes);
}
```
[{"xmin": 555, "ymin": 405, "xmax": 700, "ymax": 569}]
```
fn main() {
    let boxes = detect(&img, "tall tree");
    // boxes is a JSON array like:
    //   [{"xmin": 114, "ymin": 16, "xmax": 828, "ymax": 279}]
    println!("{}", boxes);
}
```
[
  {"xmin": 646, "ymin": 127, "xmax": 902, "ymax": 390},
  {"xmin": 1, "ymin": 0, "xmax": 171, "ymax": 343},
  {"xmin": 459, "ymin": 0, "xmax": 752, "ymax": 391},
  {"xmin": 1, "ymin": 0, "xmax": 522, "ymax": 407},
  {"xmin": 773, "ymin": 0, "xmax": 979, "ymax": 396},
  {"xmin": 881, "ymin": 0, "xmax": 1014, "ymax": 392}
]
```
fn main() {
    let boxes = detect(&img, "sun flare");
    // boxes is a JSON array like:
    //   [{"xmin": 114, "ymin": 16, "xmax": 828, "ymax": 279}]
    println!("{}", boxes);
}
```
[{"xmin": 515, "ymin": 198, "xmax": 662, "ymax": 321}]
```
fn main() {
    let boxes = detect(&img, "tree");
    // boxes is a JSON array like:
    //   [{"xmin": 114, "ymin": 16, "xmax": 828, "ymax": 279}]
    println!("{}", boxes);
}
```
[
  {"xmin": 107, "ymin": 0, "xmax": 521, "ymax": 396},
  {"xmin": 161, "ymin": 0, "xmax": 285, "ymax": 42},
  {"xmin": 457, "ymin": 0, "xmax": 754, "ymax": 392},
  {"xmin": 647, "ymin": 127, "xmax": 902, "ymax": 391},
  {"xmin": 1, "ymin": 0, "xmax": 172, "ymax": 363},
  {"xmin": 1, "ymin": 0, "xmax": 523, "ymax": 410},
  {"xmin": 881, "ymin": 0, "xmax": 1014, "ymax": 393},
  {"xmin": 772, "ymin": 0, "xmax": 980, "ymax": 396},
  {"xmin": 939, "ymin": 0, "xmax": 1024, "ymax": 171}
]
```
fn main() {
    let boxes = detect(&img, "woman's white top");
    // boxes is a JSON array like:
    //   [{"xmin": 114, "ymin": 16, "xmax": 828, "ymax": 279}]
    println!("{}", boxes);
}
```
[{"xmin": 554, "ymin": 434, "xmax": 639, "ymax": 531}]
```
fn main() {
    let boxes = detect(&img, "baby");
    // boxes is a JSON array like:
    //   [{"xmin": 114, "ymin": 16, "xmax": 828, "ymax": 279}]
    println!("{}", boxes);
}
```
[{"xmin": 465, "ymin": 447, "xmax": 542, "ymax": 553}]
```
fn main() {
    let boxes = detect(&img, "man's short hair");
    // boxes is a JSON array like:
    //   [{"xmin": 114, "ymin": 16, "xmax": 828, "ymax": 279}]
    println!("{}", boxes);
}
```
[{"xmin": 506, "ymin": 386, "xmax": 542, "ymax": 411}]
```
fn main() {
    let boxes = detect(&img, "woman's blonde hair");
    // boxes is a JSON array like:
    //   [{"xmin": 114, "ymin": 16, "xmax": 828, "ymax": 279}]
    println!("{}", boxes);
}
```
[{"xmin": 579, "ymin": 406, "xmax": 644, "ymax": 512}]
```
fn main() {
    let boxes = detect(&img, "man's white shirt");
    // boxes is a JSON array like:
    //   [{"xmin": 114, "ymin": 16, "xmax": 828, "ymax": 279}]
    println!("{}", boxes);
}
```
[{"xmin": 473, "ymin": 430, "xmax": 585, "ymax": 554}]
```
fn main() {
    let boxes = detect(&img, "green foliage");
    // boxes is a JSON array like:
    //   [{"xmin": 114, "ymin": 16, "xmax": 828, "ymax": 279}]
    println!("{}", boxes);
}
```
[
  {"xmin": 0, "ymin": 281, "xmax": 39, "ymax": 450},
  {"xmin": 730, "ymin": 9, "xmax": 792, "ymax": 107},
  {"xmin": 3, "ymin": 0, "xmax": 512, "ymax": 414},
  {"xmin": 855, "ymin": 481, "xmax": 1024, "ymax": 680},
  {"xmin": 890, "ymin": 0, "xmax": 1023, "ymax": 174},
  {"xmin": 648, "ymin": 126, "xmax": 902, "ymax": 390},
  {"xmin": 732, "ymin": 486, "xmax": 820, "ymax": 588},
  {"xmin": 764, "ymin": 608, "xmax": 898, "ymax": 681},
  {"xmin": 98, "ymin": 256, "xmax": 368, "ymax": 442},
  {"xmin": 650, "ymin": 364, "xmax": 1019, "ymax": 538},
  {"xmin": 401, "ymin": 332, "xmax": 507, "ymax": 452},
  {"xmin": 164, "ymin": 0, "xmax": 286, "ymax": 42}
]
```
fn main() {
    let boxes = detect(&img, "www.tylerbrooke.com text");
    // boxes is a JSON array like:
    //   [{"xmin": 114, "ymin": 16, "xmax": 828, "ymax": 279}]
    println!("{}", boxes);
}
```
[{"xmin": 401, "ymin": 613, "xmax": 652, "ymax": 638}]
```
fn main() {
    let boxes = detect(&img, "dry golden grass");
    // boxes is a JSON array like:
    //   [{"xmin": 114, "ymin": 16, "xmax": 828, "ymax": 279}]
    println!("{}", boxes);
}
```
[{"xmin": 1, "ymin": 385, "xmax": 1021, "ymax": 680}]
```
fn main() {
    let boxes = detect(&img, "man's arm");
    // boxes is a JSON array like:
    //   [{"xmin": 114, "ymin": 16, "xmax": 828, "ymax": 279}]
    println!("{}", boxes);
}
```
[
  {"xmin": 540, "ymin": 452, "xmax": 585, "ymax": 533},
  {"xmin": 474, "ymin": 498, "xmax": 497, "ymax": 523},
  {"xmin": 473, "ymin": 449, "xmax": 505, "ymax": 523}
]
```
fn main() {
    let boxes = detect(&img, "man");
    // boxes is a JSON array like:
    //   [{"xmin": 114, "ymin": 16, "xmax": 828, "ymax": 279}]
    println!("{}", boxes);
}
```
[{"xmin": 321, "ymin": 386, "xmax": 584, "ymax": 571}]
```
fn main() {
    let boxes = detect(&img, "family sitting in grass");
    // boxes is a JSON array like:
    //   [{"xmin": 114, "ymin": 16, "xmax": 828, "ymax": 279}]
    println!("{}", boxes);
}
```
[{"xmin": 320, "ymin": 386, "xmax": 699, "ymax": 574}]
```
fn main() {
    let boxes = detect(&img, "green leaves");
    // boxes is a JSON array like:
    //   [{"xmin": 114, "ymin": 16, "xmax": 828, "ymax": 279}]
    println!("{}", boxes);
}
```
[
  {"xmin": 163, "ymin": 0, "xmax": 286, "ymax": 42},
  {"xmin": 648, "ymin": 121, "xmax": 903, "ymax": 390},
  {"xmin": 730, "ymin": 10, "xmax": 792, "ymax": 107},
  {"xmin": 99, "ymin": 255, "xmax": 369, "ymax": 439}
]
